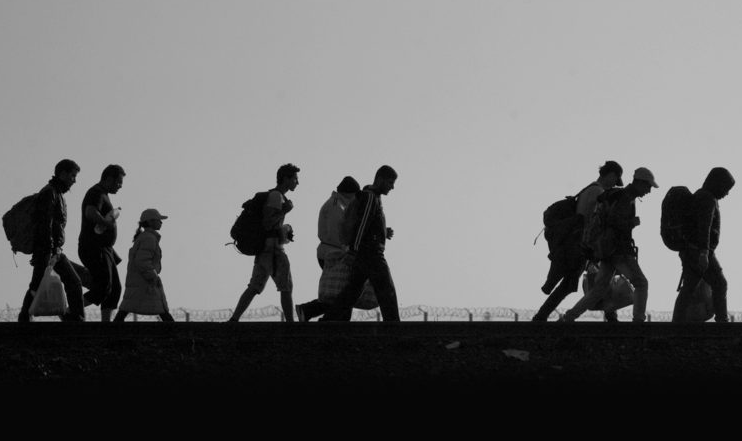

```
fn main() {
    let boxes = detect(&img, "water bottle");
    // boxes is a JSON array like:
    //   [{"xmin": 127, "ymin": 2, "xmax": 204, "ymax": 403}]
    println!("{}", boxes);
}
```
[{"xmin": 95, "ymin": 207, "xmax": 121, "ymax": 234}]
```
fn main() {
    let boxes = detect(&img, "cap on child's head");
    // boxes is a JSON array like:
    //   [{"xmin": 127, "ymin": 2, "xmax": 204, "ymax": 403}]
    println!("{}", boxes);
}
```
[{"xmin": 140, "ymin": 208, "xmax": 168, "ymax": 222}]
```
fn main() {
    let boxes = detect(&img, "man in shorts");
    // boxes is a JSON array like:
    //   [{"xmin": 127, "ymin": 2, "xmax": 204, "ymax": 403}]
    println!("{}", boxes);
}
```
[{"xmin": 228, "ymin": 163, "xmax": 300, "ymax": 322}]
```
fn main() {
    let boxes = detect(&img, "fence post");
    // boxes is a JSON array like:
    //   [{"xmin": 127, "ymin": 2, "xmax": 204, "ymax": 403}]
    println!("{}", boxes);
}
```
[
  {"xmin": 509, "ymin": 309, "xmax": 519, "ymax": 322},
  {"xmin": 465, "ymin": 309, "xmax": 473, "ymax": 322},
  {"xmin": 418, "ymin": 307, "xmax": 428, "ymax": 322},
  {"xmin": 274, "ymin": 306, "xmax": 285, "ymax": 322},
  {"xmin": 133, "ymin": 313, "xmax": 138, "ymax": 322},
  {"xmin": 647, "ymin": 313, "xmax": 652, "ymax": 322},
  {"xmin": 376, "ymin": 311, "xmax": 381, "ymax": 322}
]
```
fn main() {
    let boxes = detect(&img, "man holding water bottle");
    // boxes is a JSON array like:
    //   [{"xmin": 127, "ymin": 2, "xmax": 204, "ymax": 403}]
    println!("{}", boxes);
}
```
[{"xmin": 78, "ymin": 164, "xmax": 126, "ymax": 322}]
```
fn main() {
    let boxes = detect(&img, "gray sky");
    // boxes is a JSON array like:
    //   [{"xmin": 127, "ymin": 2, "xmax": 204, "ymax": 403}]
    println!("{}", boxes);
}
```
[{"xmin": 2, "ymin": 1, "xmax": 742, "ymax": 316}]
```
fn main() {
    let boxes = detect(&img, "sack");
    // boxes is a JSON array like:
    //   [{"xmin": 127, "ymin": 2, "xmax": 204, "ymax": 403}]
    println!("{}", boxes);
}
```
[
  {"xmin": 29, "ymin": 262, "xmax": 68, "ymax": 316},
  {"xmin": 542, "ymin": 184, "xmax": 598, "ymax": 251},
  {"xmin": 684, "ymin": 280, "xmax": 714, "ymax": 322},
  {"xmin": 581, "ymin": 189, "xmax": 620, "ymax": 260},
  {"xmin": 586, "ymin": 273, "xmax": 635, "ymax": 312},
  {"xmin": 2, "ymin": 193, "xmax": 38, "ymax": 255},
  {"xmin": 229, "ymin": 190, "xmax": 272, "ymax": 256},
  {"xmin": 318, "ymin": 258, "xmax": 379, "ymax": 310},
  {"xmin": 660, "ymin": 186, "xmax": 693, "ymax": 252}
]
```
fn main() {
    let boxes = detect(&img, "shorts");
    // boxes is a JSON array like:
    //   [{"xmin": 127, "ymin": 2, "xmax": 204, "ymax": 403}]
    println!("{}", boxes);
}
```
[{"xmin": 247, "ymin": 247, "xmax": 293, "ymax": 294}]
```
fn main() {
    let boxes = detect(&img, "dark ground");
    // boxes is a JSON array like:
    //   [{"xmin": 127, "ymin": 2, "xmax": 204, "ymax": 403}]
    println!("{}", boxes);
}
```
[{"xmin": 2, "ymin": 322, "xmax": 739, "ymax": 430}]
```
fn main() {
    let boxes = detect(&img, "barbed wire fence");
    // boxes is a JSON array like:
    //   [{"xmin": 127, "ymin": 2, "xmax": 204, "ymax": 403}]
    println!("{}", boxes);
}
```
[{"xmin": 1, "ymin": 304, "xmax": 738, "ymax": 322}]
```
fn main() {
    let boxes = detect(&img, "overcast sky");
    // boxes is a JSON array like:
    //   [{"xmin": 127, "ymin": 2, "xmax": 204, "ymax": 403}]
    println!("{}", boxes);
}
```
[{"xmin": 2, "ymin": 1, "xmax": 742, "ymax": 319}]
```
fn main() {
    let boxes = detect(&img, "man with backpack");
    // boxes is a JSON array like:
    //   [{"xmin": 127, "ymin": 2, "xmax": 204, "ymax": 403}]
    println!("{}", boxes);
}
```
[
  {"xmin": 671, "ymin": 167, "xmax": 735, "ymax": 322},
  {"xmin": 562, "ymin": 167, "xmax": 659, "ymax": 323},
  {"xmin": 227, "ymin": 163, "xmax": 300, "ymax": 322},
  {"xmin": 18, "ymin": 159, "xmax": 86, "ymax": 322},
  {"xmin": 321, "ymin": 165, "xmax": 400, "ymax": 322},
  {"xmin": 533, "ymin": 161, "xmax": 623, "ymax": 322},
  {"xmin": 78, "ymin": 164, "xmax": 125, "ymax": 322}
]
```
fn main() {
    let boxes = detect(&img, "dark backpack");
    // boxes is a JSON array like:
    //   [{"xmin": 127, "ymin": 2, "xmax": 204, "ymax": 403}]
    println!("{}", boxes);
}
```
[
  {"xmin": 542, "ymin": 184, "xmax": 598, "ymax": 250},
  {"xmin": 660, "ymin": 186, "xmax": 693, "ymax": 252},
  {"xmin": 228, "ymin": 190, "xmax": 272, "ymax": 256},
  {"xmin": 2, "ymin": 193, "xmax": 38, "ymax": 255},
  {"xmin": 581, "ymin": 188, "xmax": 621, "ymax": 260}
]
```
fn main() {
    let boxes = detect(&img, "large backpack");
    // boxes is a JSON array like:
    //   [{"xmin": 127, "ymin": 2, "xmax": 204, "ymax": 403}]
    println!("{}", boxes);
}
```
[
  {"xmin": 660, "ymin": 186, "xmax": 693, "ymax": 252},
  {"xmin": 542, "ymin": 183, "xmax": 598, "ymax": 250},
  {"xmin": 2, "ymin": 193, "xmax": 38, "ymax": 255},
  {"xmin": 228, "ymin": 190, "xmax": 272, "ymax": 256},
  {"xmin": 581, "ymin": 188, "xmax": 621, "ymax": 260}
]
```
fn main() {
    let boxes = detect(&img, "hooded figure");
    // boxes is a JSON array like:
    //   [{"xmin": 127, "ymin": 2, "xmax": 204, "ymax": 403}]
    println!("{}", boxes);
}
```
[
  {"xmin": 672, "ymin": 167, "xmax": 735, "ymax": 323},
  {"xmin": 693, "ymin": 167, "xmax": 735, "ymax": 252}
]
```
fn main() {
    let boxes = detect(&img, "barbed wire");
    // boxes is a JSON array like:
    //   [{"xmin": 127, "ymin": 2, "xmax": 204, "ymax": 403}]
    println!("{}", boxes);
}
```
[{"xmin": 1, "ymin": 304, "xmax": 737, "ymax": 322}]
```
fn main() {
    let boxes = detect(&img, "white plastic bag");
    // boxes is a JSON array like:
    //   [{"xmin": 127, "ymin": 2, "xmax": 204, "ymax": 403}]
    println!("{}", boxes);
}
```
[{"xmin": 29, "ymin": 260, "xmax": 68, "ymax": 316}]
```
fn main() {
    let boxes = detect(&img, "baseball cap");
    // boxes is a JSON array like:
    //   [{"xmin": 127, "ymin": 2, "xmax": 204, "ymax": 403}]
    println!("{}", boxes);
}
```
[
  {"xmin": 140, "ymin": 208, "xmax": 168, "ymax": 222},
  {"xmin": 633, "ymin": 167, "xmax": 659, "ymax": 188}
]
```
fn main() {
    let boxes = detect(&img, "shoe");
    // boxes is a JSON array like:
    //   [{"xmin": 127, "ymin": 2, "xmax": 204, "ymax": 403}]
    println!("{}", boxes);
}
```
[{"xmin": 295, "ymin": 304, "xmax": 307, "ymax": 322}]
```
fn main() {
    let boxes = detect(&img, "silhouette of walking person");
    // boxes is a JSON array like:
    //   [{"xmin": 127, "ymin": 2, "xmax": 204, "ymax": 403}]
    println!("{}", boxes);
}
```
[
  {"xmin": 78, "ymin": 164, "xmax": 125, "ymax": 322},
  {"xmin": 322, "ymin": 165, "xmax": 400, "ymax": 322},
  {"xmin": 228, "ymin": 164, "xmax": 300, "ymax": 322},
  {"xmin": 18, "ymin": 159, "xmax": 85, "ymax": 322},
  {"xmin": 114, "ymin": 209, "xmax": 174, "ymax": 322},
  {"xmin": 296, "ymin": 176, "xmax": 361, "ymax": 322},
  {"xmin": 672, "ymin": 167, "xmax": 735, "ymax": 322}
]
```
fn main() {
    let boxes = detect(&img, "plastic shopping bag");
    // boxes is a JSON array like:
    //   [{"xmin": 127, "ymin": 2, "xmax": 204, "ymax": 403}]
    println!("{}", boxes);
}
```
[
  {"xmin": 684, "ymin": 280, "xmax": 714, "ymax": 322},
  {"xmin": 29, "ymin": 263, "xmax": 68, "ymax": 316},
  {"xmin": 585, "ymin": 273, "xmax": 635, "ymax": 312}
]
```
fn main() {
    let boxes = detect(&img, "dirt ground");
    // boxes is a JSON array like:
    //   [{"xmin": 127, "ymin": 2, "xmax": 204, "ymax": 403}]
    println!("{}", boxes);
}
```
[{"xmin": 2, "ymin": 321, "xmax": 739, "ymax": 428}]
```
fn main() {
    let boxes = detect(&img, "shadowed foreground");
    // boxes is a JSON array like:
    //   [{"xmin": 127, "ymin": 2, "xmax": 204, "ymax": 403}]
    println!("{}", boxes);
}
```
[{"xmin": 2, "ymin": 322, "xmax": 739, "ymax": 423}]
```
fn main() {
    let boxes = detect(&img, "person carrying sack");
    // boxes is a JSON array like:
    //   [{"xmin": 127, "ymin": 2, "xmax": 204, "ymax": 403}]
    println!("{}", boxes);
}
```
[
  {"xmin": 18, "ymin": 159, "xmax": 85, "ymax": 322},
  {"xmin": 562, "ymin": 167, "xmax": 659, "ymax": 323},
  {"xmin": 671, "ymin": 168, "xmax": 735, "ymax": 323}
]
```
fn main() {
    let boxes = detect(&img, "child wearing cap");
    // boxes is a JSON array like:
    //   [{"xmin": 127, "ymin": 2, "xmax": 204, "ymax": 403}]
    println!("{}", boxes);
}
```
[{"xmin": 113, "ymin": 209, "xmax": 174, "ymax": 322}]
